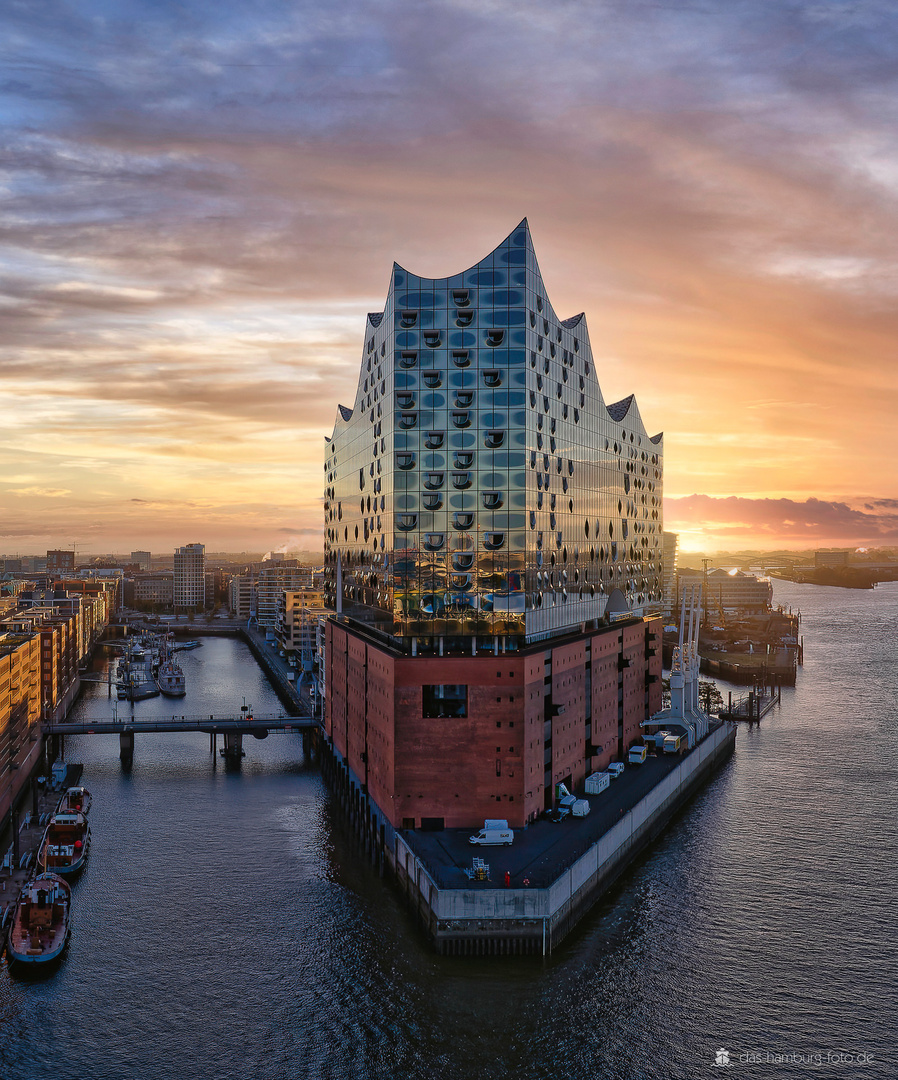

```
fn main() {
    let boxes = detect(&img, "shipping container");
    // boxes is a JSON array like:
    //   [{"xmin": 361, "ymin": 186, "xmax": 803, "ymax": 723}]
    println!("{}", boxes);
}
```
[{"xmin": 585, "ymin": 771, "xmax": 611, "ymax": 795}]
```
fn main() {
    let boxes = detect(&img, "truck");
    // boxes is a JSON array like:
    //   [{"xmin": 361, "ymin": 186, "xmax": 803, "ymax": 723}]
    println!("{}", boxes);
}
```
[
  {"xmin": 628, "ymin": 744, "xmax": 648, "ymax": 765},
  {"xmin": 469, "ymin": 821, "xmax": 514, "ymax": 845},
  {"xmin": 663, "ymin": 733, "xmax": 682, "ymax": 754},
  {"xmin": 571, "ymin": 799, "xmax": 590, "ymax": 817},
  {"xmin": 585, "ymin": 771, "xmax": 611, "ymax": 795}
]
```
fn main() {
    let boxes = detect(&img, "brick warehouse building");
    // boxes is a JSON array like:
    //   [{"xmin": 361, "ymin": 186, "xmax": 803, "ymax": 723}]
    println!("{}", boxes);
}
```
[{"xmin": 324, "ymin": 221, "xmax": 663, "ymax": 830}]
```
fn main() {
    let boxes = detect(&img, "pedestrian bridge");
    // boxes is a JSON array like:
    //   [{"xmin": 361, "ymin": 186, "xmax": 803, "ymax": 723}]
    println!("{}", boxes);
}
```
[
  {"xmin": 44, "ymin": 713, "xmax": 320, "ymax": 765},
  {"xmin": 44, "ymin": 712, "xmax": 317, "ymax": 736}
]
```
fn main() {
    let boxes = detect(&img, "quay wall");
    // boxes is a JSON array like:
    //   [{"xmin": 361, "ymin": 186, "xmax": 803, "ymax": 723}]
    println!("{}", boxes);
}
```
[
  {"xmin": 238, "ymin": 629, "xmax": 304, "ymax": 716},
  {"xmin": 388, "ymin": 722, "xmax": 736, "ymax": 956}
]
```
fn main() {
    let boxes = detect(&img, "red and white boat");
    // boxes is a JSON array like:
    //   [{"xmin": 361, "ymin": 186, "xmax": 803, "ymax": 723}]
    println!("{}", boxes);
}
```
[
  {"xmin": 56, "ymin": 786, "xmax": 91, "ymax": 816},
  {"xmin": 7, "ymin": 873, "xmax": 71, "ymax": 966},
  {"xmin": 37, "ymin": 811, "xmax": 90, "ymax": 876}
]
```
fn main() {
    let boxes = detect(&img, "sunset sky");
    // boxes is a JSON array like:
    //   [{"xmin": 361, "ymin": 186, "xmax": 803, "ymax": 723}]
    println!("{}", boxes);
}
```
[{"xmin": 2, "ymin": 0, "xmax": 897, "ymax": 556}]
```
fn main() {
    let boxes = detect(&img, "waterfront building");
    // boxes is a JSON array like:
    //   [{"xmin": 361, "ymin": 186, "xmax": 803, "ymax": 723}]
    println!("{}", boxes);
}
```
[
  {"xmin": 814, "ymin": 549, "xmax": 850, "ymax": 569},
  {"xmin": 677, "ymin": 567, "xmax": 772, "ymax": 615},
  {"xmin": 0, "ymin": 633, "xmax": 41, "ymax": 825},
  {"xmin": 229, "ymin": 574, "xmax": 256, "ymax": 620},
  {"xmin": 276, "ymin": 589, "xmax": 329, "ymax": 672},
  {"xmin": 0, "ymin": 584, "xmax": 111, "ymax": 830},
  {"xmin": 127, "ymin": 572, "xmax": 174, "ymax": 610},
  {"xmin": 255, "ymin": 560, "xmax": 314, "ymax": 629},
  {"xmin": 323, "ymin": 221, "xmax": 664, "ymax": 829},
  {"xmin": 173, "ymin": 543, "xmax": 206, "ymax": 611}
]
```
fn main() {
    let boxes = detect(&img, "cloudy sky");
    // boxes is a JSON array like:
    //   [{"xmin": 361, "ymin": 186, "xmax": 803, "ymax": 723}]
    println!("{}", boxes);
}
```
[{"xmin": 2, "ymin": 0, "xmax": 897, "ymax": 555}]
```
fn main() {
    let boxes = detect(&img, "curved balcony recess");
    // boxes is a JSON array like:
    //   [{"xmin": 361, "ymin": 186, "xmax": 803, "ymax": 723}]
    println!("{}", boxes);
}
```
[{"xmin": 452, "ymin": 552, "xmax": 475, "ymax": 570}]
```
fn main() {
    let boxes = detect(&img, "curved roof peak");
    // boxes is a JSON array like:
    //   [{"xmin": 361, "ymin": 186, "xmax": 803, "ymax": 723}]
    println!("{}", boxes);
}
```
[
  {"xmin": 606, "ymin": 394, "xmax": 635, "ymax": 422},
  {"xmin": 392, "ymin": 218, "xmax": 535, "ymax": 284}
]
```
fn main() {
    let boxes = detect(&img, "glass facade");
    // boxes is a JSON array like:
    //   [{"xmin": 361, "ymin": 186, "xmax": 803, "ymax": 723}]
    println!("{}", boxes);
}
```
[{"xmin": 323, "ymin": 220, "xmax": 663, "ymax": 647}]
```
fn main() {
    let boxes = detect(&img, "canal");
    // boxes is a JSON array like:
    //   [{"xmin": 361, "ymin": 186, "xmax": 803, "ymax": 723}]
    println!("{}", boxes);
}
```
[{"xmin": 1, "ymin": 588, "xmax": 895, "ymax": 1079}]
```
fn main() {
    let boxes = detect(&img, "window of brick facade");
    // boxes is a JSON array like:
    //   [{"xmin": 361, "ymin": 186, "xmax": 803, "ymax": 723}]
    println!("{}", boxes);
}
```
[{"xmin": 422, "ymin": 685, "xmax": 468, "ymax": 718}]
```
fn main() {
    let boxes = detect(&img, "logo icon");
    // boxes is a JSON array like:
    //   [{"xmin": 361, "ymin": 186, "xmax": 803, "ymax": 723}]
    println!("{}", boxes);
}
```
[{"xmin": 713, "ymin": 1049, "xmax": 731, "ymax": 1067}]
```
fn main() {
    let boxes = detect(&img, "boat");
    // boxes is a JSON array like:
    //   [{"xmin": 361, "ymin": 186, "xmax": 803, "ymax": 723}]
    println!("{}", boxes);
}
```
[
  {"xmin": 153, "ymin": 635, "xmax": 187, "ymax": 696},
  {"xmin": 7, "ymin": 873, "xmax": 71, "ymax": 966},
  {"xmin": 156, "ymin": 657, "xmax": 186, "ymax": 696},
  {"xmin": 36, "ymin": 811, "xmax": 90, "ymax": 876},
  {"xmin": 117, "ymin": 650, "xmax": 160, "ymax": 701},
  {"xmin": 56, "ymin": 786, "xmax": 91, "ymax": 816},
  {"xmin": 172, "ymin": 640, "xmax": 202, "ymax": 651}
]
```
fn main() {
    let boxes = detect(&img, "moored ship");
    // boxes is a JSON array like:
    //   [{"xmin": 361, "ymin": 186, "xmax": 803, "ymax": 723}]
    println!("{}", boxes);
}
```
[
  {"xmin": 56, "ymin": 786, "xmax": 91, "ymax": 816},
  {"xmin": 7, "ymin": 873, "xmax": 72, "ymax": 966},
  {"xmin": 155, "ymin": 658, "xmax": 186, "ymax": 696},
  {"xmin": 37, "ymin": 811, "xmax": 91, "ymax": 876},
  {"xmin": 153, "ymin": 635, "xmax": 187, "ymax": 696}
]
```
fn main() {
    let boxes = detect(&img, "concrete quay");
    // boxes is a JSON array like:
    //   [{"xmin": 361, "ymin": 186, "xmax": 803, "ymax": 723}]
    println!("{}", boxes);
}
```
[{"xmin": 392, "ymin": 722, "xmax": 737, "ymax": 955}]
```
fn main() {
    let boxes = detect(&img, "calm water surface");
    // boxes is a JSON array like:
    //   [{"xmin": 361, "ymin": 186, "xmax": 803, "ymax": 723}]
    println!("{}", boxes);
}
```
[{"xmin": 2, "ymin": 584, "xmax": 896, "ymax": 1079}]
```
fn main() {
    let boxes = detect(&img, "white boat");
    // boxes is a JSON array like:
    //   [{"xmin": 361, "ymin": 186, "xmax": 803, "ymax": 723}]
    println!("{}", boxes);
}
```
[
  {"xmin": 154, "ymin": 635, "xmax": 187, "ymax": 696},
  {"xmin": 156, "ymin": 658, "xmax": 186, "ymax": 697}
]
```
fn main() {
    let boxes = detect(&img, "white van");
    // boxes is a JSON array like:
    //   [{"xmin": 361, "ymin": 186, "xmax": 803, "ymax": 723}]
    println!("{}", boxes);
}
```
[{"xmin": 469, "ymin": 828, "xmax": 514, "ymax": 846}]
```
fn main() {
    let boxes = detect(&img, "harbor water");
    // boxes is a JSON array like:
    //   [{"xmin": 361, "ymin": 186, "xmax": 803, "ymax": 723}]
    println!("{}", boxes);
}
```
[{"xmin": 1, "ymin": 583, "xmax": 896, "ymax": 1079}]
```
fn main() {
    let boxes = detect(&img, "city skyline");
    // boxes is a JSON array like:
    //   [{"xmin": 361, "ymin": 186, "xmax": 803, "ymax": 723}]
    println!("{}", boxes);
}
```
[{"xmin": 3, "ymin": 2, "xmax": 897, "ymax": 554}]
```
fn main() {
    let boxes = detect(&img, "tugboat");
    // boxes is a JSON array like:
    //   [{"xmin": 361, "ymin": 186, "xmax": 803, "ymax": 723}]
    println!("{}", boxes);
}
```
[
  {"xmin": 37, "ymin": 811, "xmax": 90, "ymax": 876},
  {"xmin": 56, "ymin": 786, "xmax": 91, "ymax": 816},
  {"xmin": 7, "ymin": 873, "xmax": 72, "ymax": 966}
]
